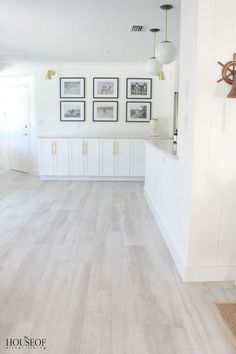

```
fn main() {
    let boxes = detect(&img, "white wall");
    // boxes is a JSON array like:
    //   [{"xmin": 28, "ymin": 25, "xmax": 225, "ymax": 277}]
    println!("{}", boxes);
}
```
[
  {"xmin": 0, "ymin": 62, "xmax": 177, "ymax": 171},
  {"xmin": 186, "ymin": 0, "xmax": 236, "ymax": 281},
  {"xmin": 145, "ymin": 0, "xmax": 198, "ymax": 276},
  {"xmin": 145, "ymin": 0, "xmax": 236, "ymax": 282}
]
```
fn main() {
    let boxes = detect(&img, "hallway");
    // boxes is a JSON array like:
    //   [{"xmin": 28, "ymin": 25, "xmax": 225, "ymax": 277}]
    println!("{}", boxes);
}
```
[{"xmin": 0, "ymin": 169, "xmax": 235, "ymax": 354}]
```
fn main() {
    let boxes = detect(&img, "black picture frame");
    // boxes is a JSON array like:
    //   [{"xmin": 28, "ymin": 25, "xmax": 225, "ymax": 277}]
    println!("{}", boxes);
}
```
[
  {"xmin": 60, "ymin": 101, "xmax": 85, "ymax": 122},
  {"xmin": 93, "ymin": 101, "xmax": 118, "ymax": 122},
  {"xmin": 126, "ymin": 78, "xmax": 152, "ymax": 99},
  {"xmin": 126, "ymin": 101, "xmax": 152, "ymax": 123},
  {"xmin": 93, "ymin": 77, "xmax": 119, "ymax": 99},
  {"xmin": 60, "ymin": 77, "xmax": 85, "ymax": 99}
]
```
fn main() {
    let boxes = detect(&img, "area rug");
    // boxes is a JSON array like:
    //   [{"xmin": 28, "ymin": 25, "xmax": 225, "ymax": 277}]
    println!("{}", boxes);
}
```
[{"xmin": 213, "ymin": 302, "xmax": 236, "ymax": 348}]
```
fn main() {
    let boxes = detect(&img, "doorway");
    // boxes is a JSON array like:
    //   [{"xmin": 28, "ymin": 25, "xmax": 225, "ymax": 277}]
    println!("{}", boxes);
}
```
[{"xmin": 8, "ymin": 82, "xmax": 30, "ymax": 173}]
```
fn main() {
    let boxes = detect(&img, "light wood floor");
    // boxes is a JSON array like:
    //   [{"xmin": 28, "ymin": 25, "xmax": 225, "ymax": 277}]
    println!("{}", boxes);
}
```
[{"xmin": 0, "ymin": 169, "xmax": 236, "ymax": 354}]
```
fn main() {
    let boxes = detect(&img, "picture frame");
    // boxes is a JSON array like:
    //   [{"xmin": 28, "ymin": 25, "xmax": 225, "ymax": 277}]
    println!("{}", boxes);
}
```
[
  {"xmin": 126, "ymin": 101, "xmax": 151, "ymax": 123},
  {"xmin": 60, "ymin": 77, "xmax": 85, "ymax": 98},
  {"xmin": 93, "ymin": 77, "xmax": 119, "ymax": 99},
  {"xmin": 93, "ymin": 101, "xmax": 118, "ymax": 122},
  {"xmin": 60, "ymin": 101, "xmax": 85, "ymax": 122},
  {"xmin": 126, "ymin": 78, "xmax": 152, "ymax": 99}
]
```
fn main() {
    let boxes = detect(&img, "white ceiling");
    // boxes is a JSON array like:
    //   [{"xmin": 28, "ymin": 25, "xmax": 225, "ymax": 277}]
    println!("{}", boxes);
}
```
[{"xmin": 0, "ymin": 0, "xmax": 180, "ymax": 63}]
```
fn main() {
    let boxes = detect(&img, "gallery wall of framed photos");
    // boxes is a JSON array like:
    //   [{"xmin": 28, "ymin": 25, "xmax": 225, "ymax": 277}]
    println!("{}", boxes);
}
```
[{"xmin": 59, "ymin": 76, "xmax": 152, "ymax": 124}]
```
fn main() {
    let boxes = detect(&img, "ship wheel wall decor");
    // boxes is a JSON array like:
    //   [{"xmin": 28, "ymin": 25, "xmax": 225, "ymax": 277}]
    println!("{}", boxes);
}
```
[{"xmin": 217, "ymin": 53, "xmax": 236, "ymax": 98}]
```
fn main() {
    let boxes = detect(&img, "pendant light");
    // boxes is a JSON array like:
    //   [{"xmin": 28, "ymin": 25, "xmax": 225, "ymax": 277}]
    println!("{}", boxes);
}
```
[
  {"xmin": 145, "ymin": 28, "xmax": 162, "ymax": 76},
  {"xmin": 156, "ymin": 4, "xmax": 177, "ymax": 64}
]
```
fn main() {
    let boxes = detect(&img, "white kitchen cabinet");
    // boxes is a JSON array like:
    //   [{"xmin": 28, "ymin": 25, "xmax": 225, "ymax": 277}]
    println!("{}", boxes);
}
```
[
  {"xmin": 39, "ymin": 139, "xmax": 55, "ymax": 176},
  {"xmin": 130, "ymin": 139, "xmax": 146, "ymax": 177},
  {"xmin": 39, "ymin": 138, "xmax": 69, "ymax": 176},
  {"xmin": 84, "ymin": 139, "xmax": 100, "ymax": 176},
  {"xmin": 54, "ymin": 139, "xmax": 69, "ymax": 176},
  {"xmin": 39, "ymin": 137, "xmax": 146, "ymax": 180},
  {"xmin": 69, "ymin": 139, "xmax": 100, "ymax": 176},
  {"xmin": 100, "ymin": 139, "xmax": 116, "ymax": 176},
  {"xmin": 69, "ymin": 139, "xmax": 84, "ymax": 176},
  {"xmin": 100, "ymin": 139, "xmax": 131, "ymax": 177},
  {"xmin": 115, "ymin": 139, "xmax": 131, "ymax": 176}
]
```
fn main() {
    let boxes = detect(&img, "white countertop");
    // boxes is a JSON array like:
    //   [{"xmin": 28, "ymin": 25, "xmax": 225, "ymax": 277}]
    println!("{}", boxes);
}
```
[
  {"xmin": 146, "ymin": 139, "xmax": 178, "ymax": 159},
  {"xmin": 37, "ymin": 135, "xmax": 170, "ymax": 140}
]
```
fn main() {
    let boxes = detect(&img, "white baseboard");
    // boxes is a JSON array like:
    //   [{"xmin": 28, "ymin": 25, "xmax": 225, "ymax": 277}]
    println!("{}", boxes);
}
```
[
  {"xmin": 144, "ymin": 186, "xmax": 236, "ymax": 283},
  {"xmin": 184, "ymin": 265, "xmax": 236, "ymax": 282},
  {"xmin": 144, "ymin": 186, "xmax": 186, "ymax": 280},
  {"xmin": 40, "ymin": 176, "xmax": 144, "ymax": 182}
]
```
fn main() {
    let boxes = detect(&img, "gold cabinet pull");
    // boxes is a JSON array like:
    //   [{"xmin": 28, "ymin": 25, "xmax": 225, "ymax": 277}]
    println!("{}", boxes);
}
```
[
  {"xmin": 116, "ymin": 142, "xmax": 119, "ymax": 155},
  {"xmin": 82, "ymin": 142, "xmax": 85, "ymax": 156}
]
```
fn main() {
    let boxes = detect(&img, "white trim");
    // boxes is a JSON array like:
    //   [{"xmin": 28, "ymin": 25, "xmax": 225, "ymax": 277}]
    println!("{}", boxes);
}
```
[
  {"xmin": 40, "ymin": 176, "xmax": 144, "ymax": 182},
  {"xmin": 144, "ymin": 186, "xmax": 186, "ymax": 280}
]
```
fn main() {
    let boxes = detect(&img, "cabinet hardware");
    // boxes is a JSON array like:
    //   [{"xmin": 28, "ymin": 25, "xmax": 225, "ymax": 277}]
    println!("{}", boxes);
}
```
[
  {"xmin": 85, "ymin": 142, "xmax": 88, "ymax": 156},
  {"xmin": 54, "ymin": 142, "xmax": 57, "ymax": 155},
  {"xmin": 113, "ymin": 142, "xmax": 116, "ymax": 155},
  {"xmin": 82, "ymin": 142, "xmax": 85, "ymax": 155},
  {"xmin": 116, "ymin": 142, "xmax": 119, "ymax": 155},
  {"xmin": 51, "ymin": 142, "xmax": 54, "ymax": 155}
]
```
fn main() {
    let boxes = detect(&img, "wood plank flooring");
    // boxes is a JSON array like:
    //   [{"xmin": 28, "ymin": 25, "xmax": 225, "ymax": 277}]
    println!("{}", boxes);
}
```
[{"xmin": 0, "ymin": 168, "xmax": 235, "ymax": 354}]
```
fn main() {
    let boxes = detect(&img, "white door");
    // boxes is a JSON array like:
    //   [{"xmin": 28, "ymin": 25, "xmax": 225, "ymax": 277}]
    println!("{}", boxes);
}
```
[
  {"xmin": 131, "ymin": 140, "xmax": 145, "ymax": 177},
  {"xmin": 8, "ymin": 83, "xmax": 30, "ymax": 172},
  {"xmin": 69, "ymin": 139, "xmax": 84, "ymax": 176},
  {"xmin": 100, "ymin": 139, "xmax": 115, "ymax": 176},
  {"xmin": 84, "ymin": 139, "xmax": 100, "ymax": 176},
  {"xmin": 115, "ymin": 139, "xmax": 131, "ymax": 176},
  {"xmin": 39, "ymin": 139, "xmax": 55, "ymax": 176},
  {"xmin": 54, "ymin": 139, "xmax": 69, "ymax": 176}
]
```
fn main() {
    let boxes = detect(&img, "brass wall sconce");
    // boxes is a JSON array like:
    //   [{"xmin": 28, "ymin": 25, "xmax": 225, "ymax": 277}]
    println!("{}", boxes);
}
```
[
  {"xmin": 45, "ymin": 70, "xmax": 56, "ymax": 80},
  {"xmin": 217, "ymin": 53, "xmax": 236, "ymax": 98}
]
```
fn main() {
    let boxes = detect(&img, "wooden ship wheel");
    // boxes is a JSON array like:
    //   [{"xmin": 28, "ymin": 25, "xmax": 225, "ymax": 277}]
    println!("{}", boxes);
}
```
[{"xmin": 217, "ymin": 53, "xmax": 236, "ymax": 98}]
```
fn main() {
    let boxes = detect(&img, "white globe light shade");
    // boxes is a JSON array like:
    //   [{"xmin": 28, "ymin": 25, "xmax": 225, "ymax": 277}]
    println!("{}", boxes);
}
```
[
  {"xmin": 145, "ymin": 57, "xmax": 162, "ymax": 76},
  {"xmin": 156, "ymin": 41, "xmax": 177, "ymax": 64}
]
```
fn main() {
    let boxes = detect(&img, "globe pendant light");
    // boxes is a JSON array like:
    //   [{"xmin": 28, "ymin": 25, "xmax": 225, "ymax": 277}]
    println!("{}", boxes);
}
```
[
  {"xmin": 145, "ymin": 28, "xmax": 162, "ymax": 76},
  {"xmin": 156, "ymin": 4, "xmax": 177, "ymax": 64}
]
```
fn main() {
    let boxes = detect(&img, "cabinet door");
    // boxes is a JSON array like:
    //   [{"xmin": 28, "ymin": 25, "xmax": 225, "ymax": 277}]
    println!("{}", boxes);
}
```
[
  {"xmin": 54, "ymin": 139, "xmax": 69, "ymax": 176},
  {"xmin": 38, "ymin": 139, "xmax": 55, "ymax": 176},
  {"xmin": 84, "ymin": 139, "xmax": 100, "ymax": 176},
  {"xmin": 100, "ymin": 139, "xmax": 115, "ymax": 176},
  {"xmin": 131, "ymin": 140, "xmax": 145, "ymax": 177},
  {"xmin": 69, "ymin": 139, "xmax": 84, "ymax": 176},
  {"xmin": 115, "ymin": 139, "xmax": 131, "ymax": 176}
]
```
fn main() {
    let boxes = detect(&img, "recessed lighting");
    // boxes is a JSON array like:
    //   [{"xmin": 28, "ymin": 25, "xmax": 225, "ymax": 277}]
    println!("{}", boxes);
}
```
[{"xmin": 99, "ymin": 50, "xmax": 110, "ymax": 55}]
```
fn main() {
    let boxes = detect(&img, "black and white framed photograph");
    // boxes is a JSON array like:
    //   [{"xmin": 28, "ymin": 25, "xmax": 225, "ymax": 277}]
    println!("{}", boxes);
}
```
[
  {"xmin": 60, "ymin": 77, "xmax": 85, "ymax": 98},
  {"xmin": 93, "ymin": 78, "xmax": 119, "ymax": 98},
  {"xmin": 60, "ymin": 101, "xmax": 85, "ymax": 122},
  {"xmin": 126, "ymin": 78, "xmax": 152, "ymax": 99},
  {"xmin": 126, "ymin": 101, "xmax": 151, "ymax": 123},
  {"xmin": 93, "ymin": 101, "xmax": 118, "ymax": 122}
]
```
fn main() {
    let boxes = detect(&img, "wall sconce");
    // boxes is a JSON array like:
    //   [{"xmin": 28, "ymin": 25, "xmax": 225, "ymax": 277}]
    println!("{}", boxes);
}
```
[
  {"xmin": 45, "ymin": 70, "xmax": 56, "ymax": 80},
  {"xmin": 217, "ymin": 53, "xmax": 236, "ymax": 98}
]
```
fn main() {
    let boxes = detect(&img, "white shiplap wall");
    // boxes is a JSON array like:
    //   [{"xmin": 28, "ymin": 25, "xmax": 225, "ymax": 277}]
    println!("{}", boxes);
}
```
[{"xmin": 187, "ymin": 0, "xmax": 236, "ymax": 280}]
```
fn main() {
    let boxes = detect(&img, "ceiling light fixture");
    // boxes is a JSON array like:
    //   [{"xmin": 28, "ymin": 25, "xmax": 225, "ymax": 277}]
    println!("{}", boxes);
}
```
[
  {"xmin": 156, "ymin": 4, "xmax": 177, "ymax": 64},
  {"xmin": 145, "ymin": 28, "xmax": 162, "ymax": 76}
]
